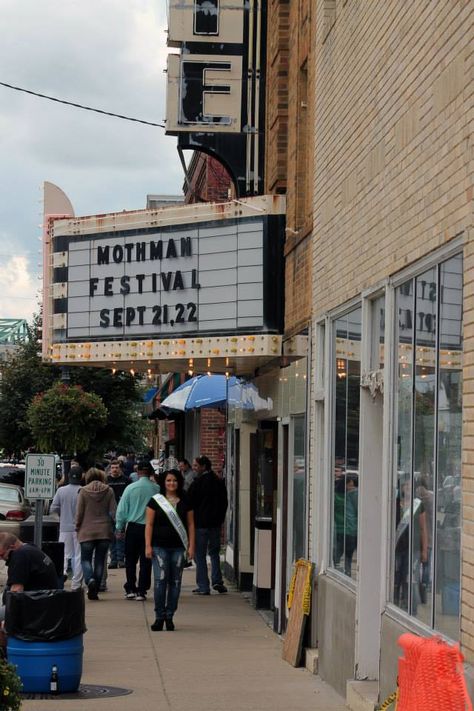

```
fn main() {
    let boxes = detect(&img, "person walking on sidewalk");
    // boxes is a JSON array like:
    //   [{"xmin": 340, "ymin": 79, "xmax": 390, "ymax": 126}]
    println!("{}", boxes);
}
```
[
  {"xmin": 50, "ymin": 464, "xmax": 84, "ymax": 590},
  {"xmin": 76, "ymin": 468, "xmax": 116, "ymax": 601},
  {"xmin": 179, "ymin": 458, "xmax": 197, "ymax": 492},
  {"xmin": 116, "ymin": 459, "xmax": 160, "ymax": 601},
  {"xmin": 188, "ymin": 455, "xmax": 228, "ymax": 595},
  {"xmin": 106, "ymin": 459, "xmax": 129, "ymax": 569},
  {"xmin": 145, "ymin": 469, "xmax": 195, "ymax": 631}
]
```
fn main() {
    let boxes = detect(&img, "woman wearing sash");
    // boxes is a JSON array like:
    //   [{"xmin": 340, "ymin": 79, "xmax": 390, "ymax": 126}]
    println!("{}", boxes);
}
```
[{"xmin": 145, "ymin": 469, "xmax": 195, "ymax": 630}]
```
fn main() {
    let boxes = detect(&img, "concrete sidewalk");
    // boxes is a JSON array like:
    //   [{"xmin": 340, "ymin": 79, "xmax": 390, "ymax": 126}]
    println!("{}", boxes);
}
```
[{"xmin": 10, "ymin": 565, "xmax": 347, "ymax": 711}]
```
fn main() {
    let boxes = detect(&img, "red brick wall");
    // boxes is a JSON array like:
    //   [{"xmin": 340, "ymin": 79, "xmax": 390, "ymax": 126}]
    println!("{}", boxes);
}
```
[
  {"xmin": 199, "ymin": 408, "xmax": 226, "ymax": 475},
  {"xmin": 184, "ymin": 153, "xmax": 234, "ymax": 204}
]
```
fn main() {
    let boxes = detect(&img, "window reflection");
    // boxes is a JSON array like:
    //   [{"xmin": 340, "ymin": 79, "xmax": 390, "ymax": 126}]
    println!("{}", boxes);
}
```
[
  {"xmin": 292, "ymin": 416, "xmax": 306, "ymax": 562},
  {"xmin": 332, "ymin": 307, "xmax": 361, "ymax": 579},
  {"xmin": 392, "ymin": 254, "xmax": 462, "ymax": 636}
]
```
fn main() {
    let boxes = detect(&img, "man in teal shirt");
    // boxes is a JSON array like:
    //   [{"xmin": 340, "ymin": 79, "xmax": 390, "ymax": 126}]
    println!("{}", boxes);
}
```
[{"xmin": 116, "ymin": 460, "xmax": 160, "ymax": 601}]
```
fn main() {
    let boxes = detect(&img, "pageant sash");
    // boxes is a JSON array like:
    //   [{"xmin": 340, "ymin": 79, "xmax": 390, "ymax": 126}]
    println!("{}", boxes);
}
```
[{"xmin": 152, "ymin": 494, "xmax": 189, "ymax": 550}]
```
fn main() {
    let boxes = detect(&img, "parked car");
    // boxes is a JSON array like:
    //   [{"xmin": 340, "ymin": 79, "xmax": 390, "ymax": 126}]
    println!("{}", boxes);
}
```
[
  {"xmin": 0, "ymin": 464, "xmax": 25, "ymax": 488},
  {"xmin": 0, "ymin": 483, "xmax": 31, "ymax": 536}
]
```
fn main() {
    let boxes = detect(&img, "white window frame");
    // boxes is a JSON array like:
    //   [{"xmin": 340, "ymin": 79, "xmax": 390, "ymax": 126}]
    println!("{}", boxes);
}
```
[
  {"xmin": 325, "ymin": 296, "xmax": 362, "ymax": 591},
  {"xmin": 383, "ymin": 234, "xmax": 464, "ymax": 635}
]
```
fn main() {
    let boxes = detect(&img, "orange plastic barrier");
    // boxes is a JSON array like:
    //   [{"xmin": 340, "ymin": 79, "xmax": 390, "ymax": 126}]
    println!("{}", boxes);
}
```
[{"xmin": 397, "ymin": 633, "xmax": 473, "ymax": 711}]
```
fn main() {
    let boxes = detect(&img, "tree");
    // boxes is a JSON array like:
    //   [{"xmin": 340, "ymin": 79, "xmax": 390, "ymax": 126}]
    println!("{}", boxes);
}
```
[
  {"xmin": 0, "ymin": 315, "xmax": 58, "ymax": 456},
  {"xmin": 68, "ymin": 368, "xmax": 152, "ymax": 460},
  {"xmin": 0, "ymin": 313, "xmax": 151, "ymax": 461},
  {"xmin": 27, "ymin": 382, "xmax": 108, "ymax": 455}
]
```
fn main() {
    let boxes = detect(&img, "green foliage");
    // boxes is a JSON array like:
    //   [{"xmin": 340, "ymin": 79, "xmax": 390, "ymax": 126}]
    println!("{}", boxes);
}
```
[
  {"xmin": 68, "ymin": 368, "xmax": 151, "ymax": 461},
  {"xmin": 0, "ymin": 313, "xmax": 151, "ymax": 461},
  {"xmin": 0, "ymin": 658, "xmax": 22, "ymax": 711},
  {"xmin": 27, "ymin": 382, "xmax": 108, "ymax": 455},
  {"xmin": 0, "ymin": 315, "xmax": 58, "ymax": 456}
]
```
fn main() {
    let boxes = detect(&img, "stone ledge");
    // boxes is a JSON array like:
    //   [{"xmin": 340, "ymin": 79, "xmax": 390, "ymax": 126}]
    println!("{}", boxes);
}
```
[
  {"xmin": 346, "ymin": 680, "xmax": 378, "ymax": 711},
  {"xmin": 304, "ymin": 647, "xmax": 319, "ymax": 675}
]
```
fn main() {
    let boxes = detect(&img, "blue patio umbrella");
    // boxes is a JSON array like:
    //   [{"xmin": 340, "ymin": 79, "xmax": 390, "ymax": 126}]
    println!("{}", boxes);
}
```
[
  {"xmin": 161, "ymin": 374, "xmax": 273, "ymax": 412},
  {"xmin": 160, "ymin": 375, "xmax": 239, "ymax": 411}
]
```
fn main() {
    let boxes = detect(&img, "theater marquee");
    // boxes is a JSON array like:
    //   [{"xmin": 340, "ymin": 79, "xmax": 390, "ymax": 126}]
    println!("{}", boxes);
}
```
[{"xmin": 43, "ymin": 194, "xmax": 291, "ymax": 376}]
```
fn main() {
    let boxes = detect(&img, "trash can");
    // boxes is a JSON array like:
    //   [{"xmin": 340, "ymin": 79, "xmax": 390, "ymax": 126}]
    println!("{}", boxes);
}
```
[
  {"xmin": 7, "ymin": 635, "xmax": 83, "ymax": 692},
  {"xmin": 5, "ymin": 589, "xmax": 86, "ymax": 693}
]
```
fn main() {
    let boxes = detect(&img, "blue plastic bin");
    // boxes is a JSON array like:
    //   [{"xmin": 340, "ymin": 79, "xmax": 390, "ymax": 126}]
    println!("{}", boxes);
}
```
[{"xmin": 7, "ymin": 634, "xmax": 83, "ymax": 693}]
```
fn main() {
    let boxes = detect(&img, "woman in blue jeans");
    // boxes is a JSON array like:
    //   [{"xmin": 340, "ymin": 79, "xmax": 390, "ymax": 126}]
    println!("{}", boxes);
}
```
[
  {"xmin": 145, "ymin": 469, "xmax": 195, "ymax": 631},
  {"xmin": 76, "ymin": 468, "xmax": 116, "ymax": 600}
]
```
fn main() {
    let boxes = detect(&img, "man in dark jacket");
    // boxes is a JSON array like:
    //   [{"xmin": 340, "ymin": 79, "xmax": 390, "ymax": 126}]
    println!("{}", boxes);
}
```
[
  {"xmin": 0, "ymin": 533, "xmax": 59, "ymax": 620},
  {"xmin": 188, "ymin": 455, "xmax": 228, "ymax": 595},
  {"xmin": 107, "ymin": 459, "xmax": 129, "ymax": 568}
]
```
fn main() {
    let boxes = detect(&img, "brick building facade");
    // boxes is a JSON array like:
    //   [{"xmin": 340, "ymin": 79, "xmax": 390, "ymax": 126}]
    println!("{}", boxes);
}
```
[
  {"xmin": 265, "ymin": 0, "xmax": 314, "ymax": 337},
  {"xmin": 183, "ymin": 152, "xmax": 234, "ymax": 205},
  {"xmin": 309, "ymin": 0, "xmax": 473, "ymax": 703}
]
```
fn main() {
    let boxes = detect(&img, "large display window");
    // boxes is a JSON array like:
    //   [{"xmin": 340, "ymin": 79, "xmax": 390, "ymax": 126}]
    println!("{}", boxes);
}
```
[
  {"xmin": 331, "ymin": 306, "xmax": 361, "ymax": 580},
  {"xmin": 392, "ymin": 253, "xmax": 463, "ymax": 636}
]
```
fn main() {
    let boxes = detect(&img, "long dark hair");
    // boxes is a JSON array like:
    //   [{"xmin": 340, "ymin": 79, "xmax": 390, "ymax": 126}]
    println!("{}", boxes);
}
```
[{"xmin": 157, "ymin": 469, "xmax": 184, "ymax": 497}]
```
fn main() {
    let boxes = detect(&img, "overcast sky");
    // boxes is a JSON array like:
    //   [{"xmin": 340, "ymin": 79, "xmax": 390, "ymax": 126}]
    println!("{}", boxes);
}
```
[{"xmin": 0, "ymin": 0, "xmax": 183, "ymax": 323}]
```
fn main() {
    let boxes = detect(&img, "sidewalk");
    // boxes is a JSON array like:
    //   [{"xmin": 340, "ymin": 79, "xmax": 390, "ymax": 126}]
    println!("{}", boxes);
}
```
[{"xmin": 6, "ymin": 564, "xmax": 347, "ymax": 711}]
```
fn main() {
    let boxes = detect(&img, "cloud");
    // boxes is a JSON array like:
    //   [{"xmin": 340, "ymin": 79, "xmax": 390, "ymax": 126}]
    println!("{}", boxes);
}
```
[
  {"xmin": 0, "ymin": 0, "xmax": 185, "ymax": 326},
  {"xmin": 0, "ymin": 255, "xmax": 39, "ymax": 321}
]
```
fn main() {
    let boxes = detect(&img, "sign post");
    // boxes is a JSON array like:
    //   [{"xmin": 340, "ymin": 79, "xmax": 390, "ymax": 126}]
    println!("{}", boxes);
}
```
[{"xmin": 25, "ymin": 454, "xmax": 56, "ymax": 549}]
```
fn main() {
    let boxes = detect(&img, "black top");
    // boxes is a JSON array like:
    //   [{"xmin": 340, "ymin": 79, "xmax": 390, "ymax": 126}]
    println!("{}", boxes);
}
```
[
  {"xmin": 147, "ymin": 496, "xmax": 190, "ymax": 549},
  {"xmin": 188, "ymin": 470, "xmax": 228, "ymax": 528},
  {"xmin": 107, "ymin": 474, "xmax": 129, "ymax": 503},
  {"xmin": 6, "ymin": 544, "xmax": 59, "ymax": 591}
]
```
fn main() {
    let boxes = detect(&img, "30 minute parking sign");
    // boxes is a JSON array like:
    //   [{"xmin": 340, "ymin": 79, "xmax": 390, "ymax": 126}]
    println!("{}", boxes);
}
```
[{"xmin": 25, "ymin": 454, "xmax": 56, "ymax": 500}]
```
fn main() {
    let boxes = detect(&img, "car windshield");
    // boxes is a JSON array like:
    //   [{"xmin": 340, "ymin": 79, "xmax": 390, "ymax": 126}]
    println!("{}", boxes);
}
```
[{"xmin": 0, "ymin": 487, "xmax": 21, "ymax": 503}]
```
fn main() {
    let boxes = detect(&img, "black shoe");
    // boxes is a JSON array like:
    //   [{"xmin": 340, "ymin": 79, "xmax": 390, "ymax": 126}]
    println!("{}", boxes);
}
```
[
  {"xmin": 213, "ymin": 583, "xmax": 228, "ymax": 594},
  {"xmin": 108, "ymin": 562, "xmax": 118, "ymax": 569},
  {"xmin": 192, "ymin": 588, "xmax": 210, "ymax": 595},
  {"xmin": 165, "ymin": 618, "xmax": 175, "ymax": 631},
  {"xmin": 87, "ymin": 579, "xmax": 99, "ymax": 600},
  {"xmin": 151, "ymin": 619, "xmax": 164, "ymax": 631},
  {"xmin": 183, "ymin": 561, "xmax": 193, "ymax": 568}
]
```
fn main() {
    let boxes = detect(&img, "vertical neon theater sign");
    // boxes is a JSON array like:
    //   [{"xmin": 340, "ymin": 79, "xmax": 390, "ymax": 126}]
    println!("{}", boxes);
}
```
[{"xmin": 166, "ymin": 0, "xmax": 266, "ymax": 197}]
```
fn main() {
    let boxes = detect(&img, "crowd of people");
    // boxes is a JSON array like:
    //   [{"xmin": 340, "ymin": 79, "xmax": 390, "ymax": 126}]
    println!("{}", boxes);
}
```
[{"xmin": 42, "ymin": 453, "xmax": 229, "ymax": 631}]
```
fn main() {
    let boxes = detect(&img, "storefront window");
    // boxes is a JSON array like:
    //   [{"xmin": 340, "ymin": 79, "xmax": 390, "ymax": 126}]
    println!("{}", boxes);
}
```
[
  {"xmin": 292, "ymin": 415, "xmax": 306, "ymax": 562},
  {"xmin": 255, "ymin": 427, "xmax": 276, "ymax": 520},
  {"xmin": 392, "ymin": 254, "xmax": 462, "ymax": 635},
  {"xmin": 332, "ymin": 306, "xmax": 361, "ymax": 579},
  {"xmin": 226, "ymin": 426, "xmax": 235, "ymax": 545}
]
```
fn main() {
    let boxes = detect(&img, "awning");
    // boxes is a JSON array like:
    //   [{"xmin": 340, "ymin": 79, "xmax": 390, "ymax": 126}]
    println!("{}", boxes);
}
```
[
  {"xmin": 142, "ymin": 387, "xmax": 158, "ymax": 404},
  {"xmin": 155, "ymin": 373, "xmax": 189, "ymax": 405},
  {"xmin": 148, "ymin": 372, "xmax": 190, "ymax": 419}
]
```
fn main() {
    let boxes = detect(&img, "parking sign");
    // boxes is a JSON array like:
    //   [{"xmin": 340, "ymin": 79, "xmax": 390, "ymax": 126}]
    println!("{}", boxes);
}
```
[{"xmin": 25, "ymin": 454, "xmax": 56, "ymax": 500}]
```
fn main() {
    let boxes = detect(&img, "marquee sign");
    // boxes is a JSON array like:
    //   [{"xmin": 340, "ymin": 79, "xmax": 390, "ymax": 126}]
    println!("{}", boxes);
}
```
[
  {"xmin": 61, "ymin": 218, "xmax": 282, "ymax": 341},
  {"xmin": 43, "ymin": 197, "xmax": 286, "ymax": 375}
]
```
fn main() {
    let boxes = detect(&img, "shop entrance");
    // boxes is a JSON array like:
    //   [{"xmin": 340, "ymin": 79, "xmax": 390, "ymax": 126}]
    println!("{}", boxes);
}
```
[{"xmin": 250, "ymin": 421, "xmax": 278, "ymax": 610}]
